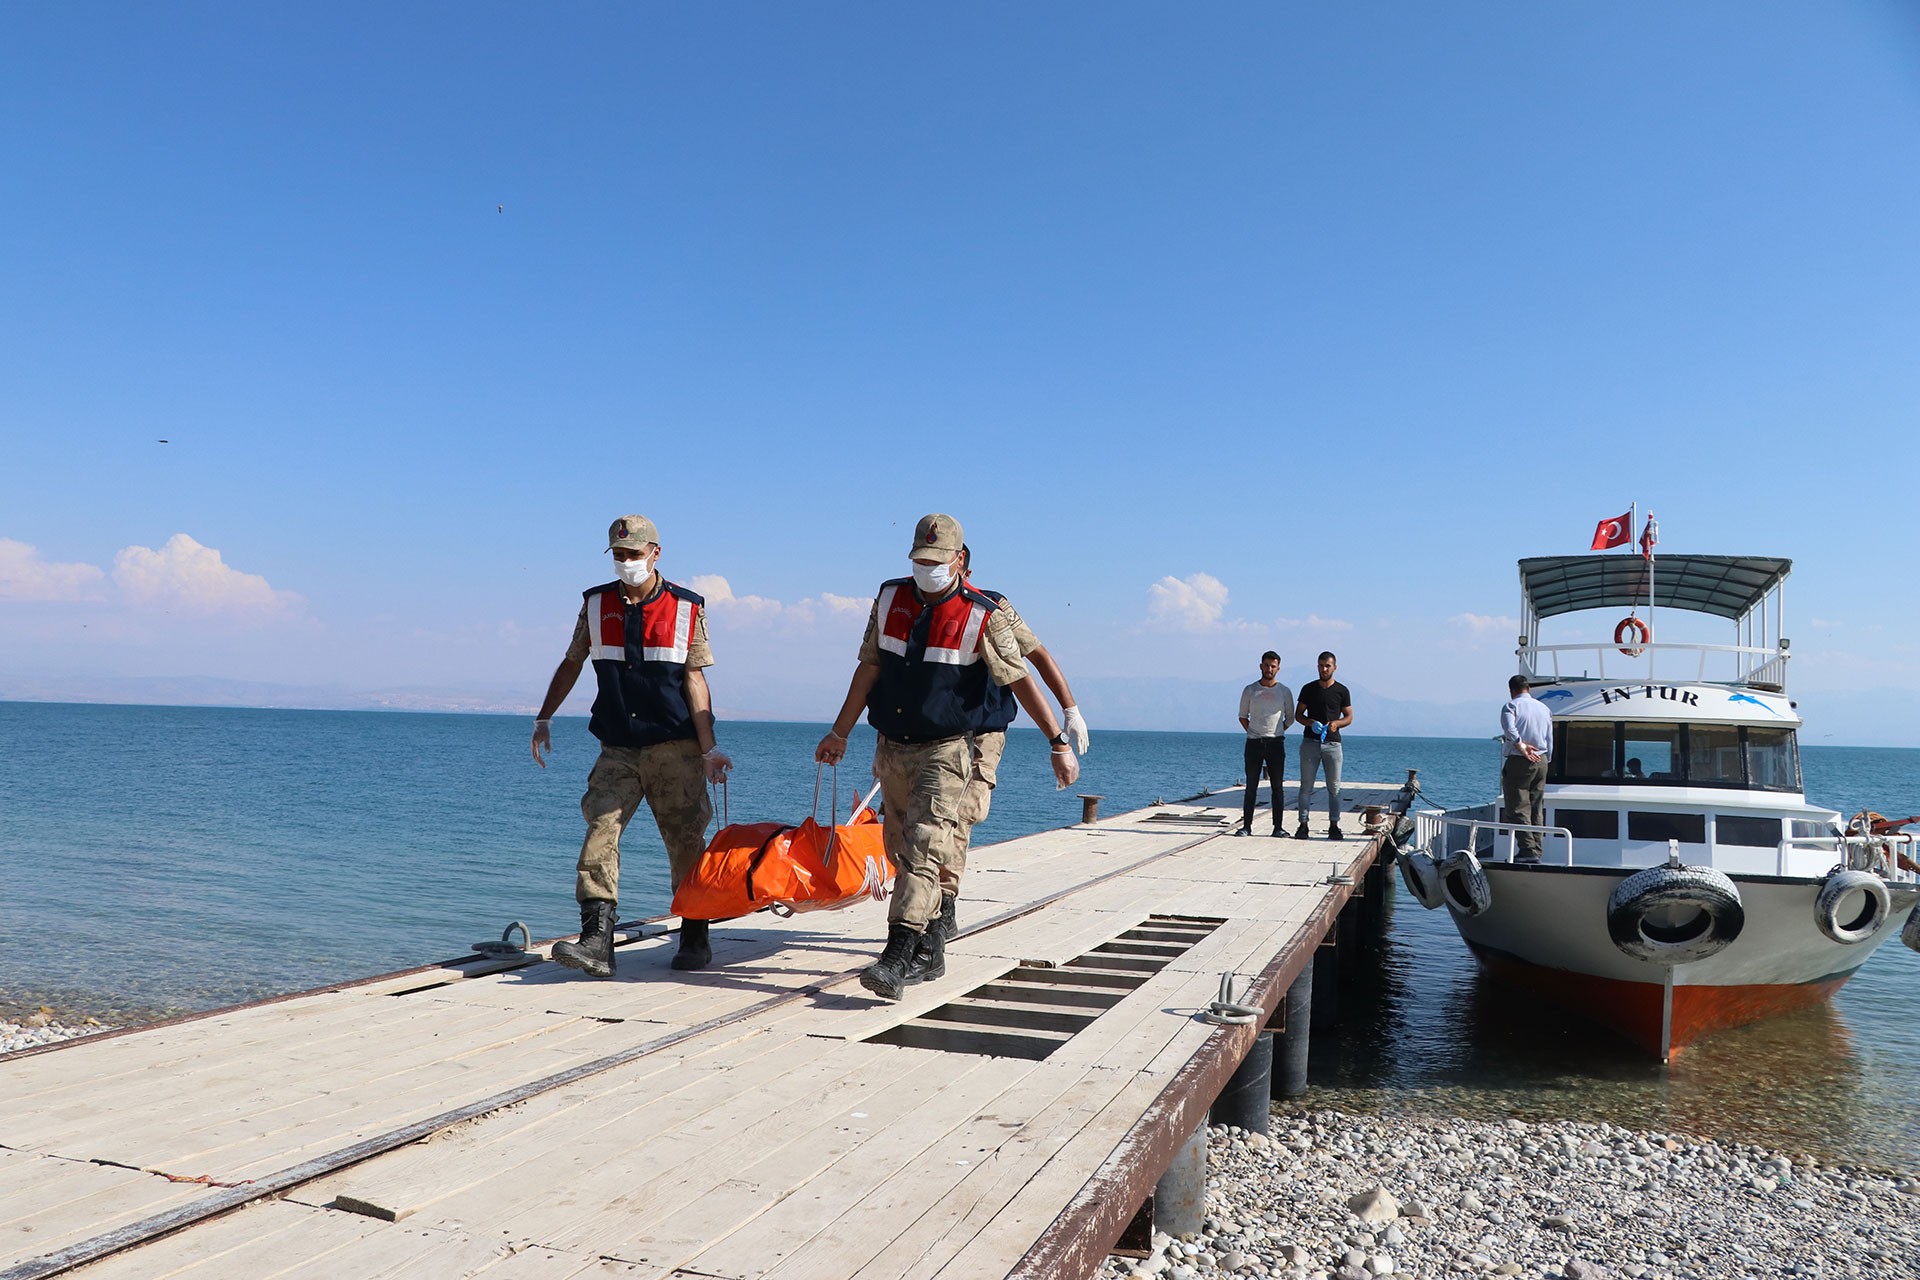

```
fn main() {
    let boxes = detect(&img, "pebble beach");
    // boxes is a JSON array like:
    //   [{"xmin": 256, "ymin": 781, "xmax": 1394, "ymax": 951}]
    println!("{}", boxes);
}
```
[
  {"xmin": 1101, "ymin": 1110, "xmax": 1920, "ymax": 1280},
  {"xmin": 1, "ymin": 1013, "xmax": 109, "ymax": 1055}
]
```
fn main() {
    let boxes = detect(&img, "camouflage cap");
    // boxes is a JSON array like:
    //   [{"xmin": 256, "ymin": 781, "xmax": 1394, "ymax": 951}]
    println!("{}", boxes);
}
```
[
  {"xmin": 606, "ymin": 515, "xmax": 659, "ymax": 552},
  {"xmin": 909, "ymin": 513, "xmax": 964, "ymax": 562}
]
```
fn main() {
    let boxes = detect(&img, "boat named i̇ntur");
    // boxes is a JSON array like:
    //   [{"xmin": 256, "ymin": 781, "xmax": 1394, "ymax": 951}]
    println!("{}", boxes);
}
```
[{"xmin": 1400, "ymin": 552, "xmax": 1920, "ymax": 1061}]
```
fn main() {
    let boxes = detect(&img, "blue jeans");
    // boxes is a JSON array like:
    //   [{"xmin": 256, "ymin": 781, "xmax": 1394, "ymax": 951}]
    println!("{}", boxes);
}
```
[{"xmin": 1299, "ymin": 739, "xmax": 1343, "ymax": 826}]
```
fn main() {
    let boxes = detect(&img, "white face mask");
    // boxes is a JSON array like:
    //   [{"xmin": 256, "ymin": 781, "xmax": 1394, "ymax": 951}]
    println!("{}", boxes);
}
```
[
  {"xmin": 911, "ymin": 559, "xmax": 955, "ymax": 593},
  {"xmin": 615, "ymin": 555, "xmax": 654, "ymax": 587}
]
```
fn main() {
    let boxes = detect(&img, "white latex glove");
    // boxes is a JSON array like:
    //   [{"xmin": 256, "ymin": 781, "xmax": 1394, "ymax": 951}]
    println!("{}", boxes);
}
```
[
  {"xmin": 702, "ymin": 747, "xmax": 734, "ymax": 784},
  {"xmin": 1063, "ymin": 705, "xmax": 1090, "ymax": 755},
  {"xmin": 1050, "ymin": 748, "xmax": 1080, "ymax": 790}
]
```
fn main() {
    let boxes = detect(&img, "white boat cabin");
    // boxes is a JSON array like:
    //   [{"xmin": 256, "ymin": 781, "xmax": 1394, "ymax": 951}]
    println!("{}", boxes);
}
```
[{"xmin": 1443, "ymin": 555, "xmax": 1853, "ymax": 879}]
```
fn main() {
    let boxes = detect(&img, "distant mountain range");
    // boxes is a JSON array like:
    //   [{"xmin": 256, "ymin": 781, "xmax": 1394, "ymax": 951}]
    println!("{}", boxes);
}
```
[{"xmin": 1, "ymin": 671, "xmax": 1913, "ymax": 746}]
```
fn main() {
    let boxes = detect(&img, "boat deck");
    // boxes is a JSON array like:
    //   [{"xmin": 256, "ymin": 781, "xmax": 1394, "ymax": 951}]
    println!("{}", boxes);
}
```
[{"xmin": 1, "ymin": 778, "xmax": 1409, "ymax": 1280}]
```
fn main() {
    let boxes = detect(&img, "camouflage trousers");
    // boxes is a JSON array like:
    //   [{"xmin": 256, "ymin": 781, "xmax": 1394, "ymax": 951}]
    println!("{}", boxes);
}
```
[
  {"xmin": 575, "ymin": 739, "xmax": 712, "ymax": 904},
  {"xmin": 873, "ymin": 734, "xmax": 971, "ymax": 930},
  {"xmin": 941, "ymin": 730, "xmax": 1006, "ymax": 895}
]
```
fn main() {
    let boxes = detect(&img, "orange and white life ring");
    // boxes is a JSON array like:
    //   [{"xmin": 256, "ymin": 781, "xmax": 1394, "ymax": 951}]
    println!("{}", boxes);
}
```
[{"xmin": 1615, "ymin": 615, "xmax": 1650, "ymax": 657}]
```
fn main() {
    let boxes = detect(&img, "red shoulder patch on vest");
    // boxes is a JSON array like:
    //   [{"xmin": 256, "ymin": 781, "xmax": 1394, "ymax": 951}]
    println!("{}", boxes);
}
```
[{"xmin": 596, "ymin": 591, "xmax": 627, "ymax": 649}]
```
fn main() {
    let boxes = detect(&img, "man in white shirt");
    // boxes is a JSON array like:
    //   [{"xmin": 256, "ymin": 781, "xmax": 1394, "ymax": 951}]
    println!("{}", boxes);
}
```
[
  {"xmin": 1500, "ymin": 674, "xmax": 1555, "ymax": 862},
  {"xmin": 1236, "ymin": 651, "xmax": 1294, "ymax": 837}
]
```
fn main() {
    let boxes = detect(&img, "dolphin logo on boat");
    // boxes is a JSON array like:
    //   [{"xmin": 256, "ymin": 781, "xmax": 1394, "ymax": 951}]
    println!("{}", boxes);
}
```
[
  {"xmin": 1537, "ymin": 690, "xmax": 1573, "ymax": 701},
  {"xmin": 1727, "ymin": 693, "xmax": 1785, "ymax": 717}
]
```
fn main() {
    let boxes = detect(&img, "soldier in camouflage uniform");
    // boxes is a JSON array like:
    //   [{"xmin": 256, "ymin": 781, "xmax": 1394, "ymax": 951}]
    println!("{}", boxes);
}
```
[
  {"xmin": 531, "ymin": 515, "xmax": 733, "ymax": 978},
  {"xmin": 899, "ymin": 545, "xmax": 1089, "ymax": 974},
  {"xmin": 816, "ymin": 514, "xmax": 1079, "ymax": 1001}
]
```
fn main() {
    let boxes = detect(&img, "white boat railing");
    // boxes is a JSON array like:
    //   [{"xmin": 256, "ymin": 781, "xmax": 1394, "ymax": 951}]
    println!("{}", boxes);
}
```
[
  {"xmin": 1417, "ymin": 811, "xmax": 1919, "ymax": 882},
  {"xmin": 1520, "ymin": 640, "xmax": 1788, "ymax": 688},
  {"xmin": 1415, "ymin": 808, "xmax": 1575, "ymax": 867},
  {"xmin": 1776, "ymin": 834, "xmax": 1919, "ymax": 883}
]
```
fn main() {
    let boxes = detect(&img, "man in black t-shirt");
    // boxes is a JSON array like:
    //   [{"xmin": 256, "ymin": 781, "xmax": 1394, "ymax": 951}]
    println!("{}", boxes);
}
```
[{"xmin": 1293, "ymin": 651, "xmax": 1354, "ymax": 839}]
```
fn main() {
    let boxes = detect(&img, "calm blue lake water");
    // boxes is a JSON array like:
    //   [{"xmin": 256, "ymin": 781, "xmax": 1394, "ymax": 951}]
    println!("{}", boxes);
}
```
[{"xmin": 2, "ymin": 703, "xmax": 1915, "ymax": 1167}]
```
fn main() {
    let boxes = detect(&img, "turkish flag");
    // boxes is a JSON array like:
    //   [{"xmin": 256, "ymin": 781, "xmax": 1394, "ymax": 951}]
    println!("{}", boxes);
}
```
[{"xmin": 1590, "ymin": 510, "xmax": 1633, "ymax": 550}]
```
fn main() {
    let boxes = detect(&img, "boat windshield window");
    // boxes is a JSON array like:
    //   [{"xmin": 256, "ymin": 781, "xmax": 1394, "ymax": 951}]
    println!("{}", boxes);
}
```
[
  {"xmin": 1620, "ymin": 723, "xmax": 1680, "ymax": 780},
  {"xmin": 1748, "ymin": 727, "xmax": 1801, "ymax": 792},
  {"xmin": 1554, "ymin": 722, "xmax": 1615, "ymax": 780},
  {"xmin": 1552, "ymin": 721, "xmax": 1803, "ymax": 791},
  {"xmin": 1686, "ymin": 725, "xmax": 1745, "ymax": 786}
]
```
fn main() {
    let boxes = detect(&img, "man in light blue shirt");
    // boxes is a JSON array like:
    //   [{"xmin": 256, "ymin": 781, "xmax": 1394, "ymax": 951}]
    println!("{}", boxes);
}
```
[{"xmin": 1500, "ymin": 675, "xmax": 1555, "ymax": 861}]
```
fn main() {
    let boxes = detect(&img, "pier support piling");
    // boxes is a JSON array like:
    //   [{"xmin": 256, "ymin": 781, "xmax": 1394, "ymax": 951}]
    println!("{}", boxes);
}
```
[
  {"xmin": 1336, "ymin": 897, "xmax": 1363, "ymax": 980},
  {"xmin": 1274, "ymin": 967, "xmax": 1312, "ymax": 1097},
  {"xmin": 1311, "ymin": 938, "xmax": 1339, "ymax": 1029},
  {"xmin": 1152, "ymin": 1122, "xmax": 1208, "ymax": 1237},
  {"xmin": 1363, "ymin": 860, "xmax": 1389, "ymax": 934},
  {"xmin": 1207, "ymin": 1030, "xmax": 1273, "ymax": 1134}
]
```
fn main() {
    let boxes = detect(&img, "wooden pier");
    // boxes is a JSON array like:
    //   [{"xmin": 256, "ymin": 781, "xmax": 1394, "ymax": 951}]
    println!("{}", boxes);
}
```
[{"xmin": 1, "ymin": 776, "xmax": 1417, "ymax": 1280}]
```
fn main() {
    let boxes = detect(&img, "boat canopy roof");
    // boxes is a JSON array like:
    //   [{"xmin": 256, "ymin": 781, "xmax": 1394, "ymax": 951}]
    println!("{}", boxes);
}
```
[{"xmin": 1519, "ymin": 555, "xmax": 1792, "ymax": 621}]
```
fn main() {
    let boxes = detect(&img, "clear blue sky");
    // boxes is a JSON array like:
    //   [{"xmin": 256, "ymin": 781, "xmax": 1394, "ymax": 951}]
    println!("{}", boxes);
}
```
[{"xmin": 4, "ymin": 4, "xmax": 1918, "ymax": 734}]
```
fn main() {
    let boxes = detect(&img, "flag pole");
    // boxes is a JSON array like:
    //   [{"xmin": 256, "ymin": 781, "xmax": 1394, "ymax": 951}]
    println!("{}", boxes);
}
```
[
  {"xmin": 1631, "ymin": 498, "xmax": 1640, "ymax": 608},
  {"xmin": 1646, "ymin": 510, "xmax": 1655, "ymax": 659}
]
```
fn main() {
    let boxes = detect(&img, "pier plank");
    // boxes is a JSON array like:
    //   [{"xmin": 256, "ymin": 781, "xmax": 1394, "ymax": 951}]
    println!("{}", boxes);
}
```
[
  {"xmin": 753, "ymin": 1057, "xmax": 1098, "ymax": 1280},
  {"xmin": 760, "ymin": 952, "xmax": 1019, "ymax": 1042},
  {"xmin": 11, "ymin": 1008, "xmax": 635, "ymax": 1178},
  {"xmin": 925, "ymin": 1069, "xmax": 1170, "ymax": 1280},
  {"xmin": 661, "ymin": 1052, "xmax": 1038, "ymax": 1278},
  {"xmin": 0, "ymin": 1149, "xmax": 208, "ymax": 1272},
  {"xmin": 844, "ymin": 1066, "xmax": 1141, "ymax": 1280},
  {"xmin": 303, "ymin": 1029, "xmax": 831, "ymax": 1224},
  {"xmin": 3, "ymin": 993, "xmax": 570, "ymax": 1125},
  {"xmin": 539, "ymin": 1046, "xmax": 989, "ymax": 1265},
  {"xmin": 0, "ymin": 990, "xmax": 388, "ymax": 1107},
  {"xmin": 326, "ymin": 1038, "xmax": 906, "ymax": 1248},
  {"xmin": 0, "ymin": 788, "xmax": 1403, "ymax": 1280},
  {"xmin": 67, "ymin": 1197, "xmax": 601, "ymax": 1280}
]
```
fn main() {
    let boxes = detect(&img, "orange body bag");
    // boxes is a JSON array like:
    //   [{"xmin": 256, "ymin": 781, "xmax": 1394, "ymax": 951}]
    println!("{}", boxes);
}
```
[{"xmin": 670, "ymin": 806, "xmax": 893, "ymax": 920}]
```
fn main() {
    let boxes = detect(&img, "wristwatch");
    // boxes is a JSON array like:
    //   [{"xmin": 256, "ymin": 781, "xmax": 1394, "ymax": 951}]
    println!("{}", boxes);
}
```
[{"xmin": 1048, "ymin": 732, "xmax": 1069, "ymax": 748}]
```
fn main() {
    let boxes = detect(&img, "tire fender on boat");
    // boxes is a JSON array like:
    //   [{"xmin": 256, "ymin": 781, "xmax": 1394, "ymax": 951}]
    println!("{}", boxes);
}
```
[
  {"xmin": 1814, "ymin": 869, "xmax": 1892, "ymax": 945},
  {"xmin": 1606, "ymin": 864, "xmax": 1745, "ymax": 965},
  {"xmin": 1439, "ymin": 850, "xmax": 1492, "ymax": 917},
  {"xmin": 1398, "ymin": 851, "xmax": 1446, "ymax": 910},
  {"xmin": 1902, "ymin": 901, "xmax": 1920, "ymax": 955}
]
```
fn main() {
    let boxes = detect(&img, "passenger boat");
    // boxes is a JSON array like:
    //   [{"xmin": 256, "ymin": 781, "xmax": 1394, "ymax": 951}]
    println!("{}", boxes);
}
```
[{"xmin": 1400, "ymin": 553, "xmax": 1920, "ymax": 1060}]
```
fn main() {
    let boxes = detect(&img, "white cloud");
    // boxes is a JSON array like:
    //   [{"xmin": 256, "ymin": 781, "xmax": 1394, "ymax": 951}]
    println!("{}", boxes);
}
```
[
  {"xmin": 112, "ymin": 534, "xmax": 298, "ymax": 614},
  {"xmin": 1449, "ymin": 612, "xmax": 1522, "ymax": 635},
  {"xmin": 688, "ymin": 574, "xmax": 785, "ymax": 621},
  {"xmin": 689, "ymin": 576, "xmax": 872, "ymax": 628},
  {"xmin": 1275, "ymin": 614, "xmax": 1354, "ymax": 632},
  {"xmin": 0, "ymin": 538, "xmax": 106, "ymax": 602},
  {"xmin": 1147, "ymin": 573, "xmax": 1230, "ymax": 631}
]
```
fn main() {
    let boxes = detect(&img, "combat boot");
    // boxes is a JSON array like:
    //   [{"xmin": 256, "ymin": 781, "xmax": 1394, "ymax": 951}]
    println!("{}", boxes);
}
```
[
  {"xmin": 903, "ymin": 919, "xmax": 946, "ymax": 985},
  {"xmin": 551, "ymin": 899, "xmax": 617, "ymax": 979},
  {"xmin": 859, "ymin": 923, "xmax": 921, "ymax": 1002},
  {"xmin": 931, "ymin": 891, "xmax": 958, "ymax": 942},
  {"xmin": 671, "ymin": 918, "xmax": 712, "ymax": 971}
]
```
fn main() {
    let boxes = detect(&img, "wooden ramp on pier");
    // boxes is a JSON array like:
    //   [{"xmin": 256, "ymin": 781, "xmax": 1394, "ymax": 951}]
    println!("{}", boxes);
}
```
[{"xmin": 0, "ymin": 779, "xmax": 1412, "ymax": 1280}]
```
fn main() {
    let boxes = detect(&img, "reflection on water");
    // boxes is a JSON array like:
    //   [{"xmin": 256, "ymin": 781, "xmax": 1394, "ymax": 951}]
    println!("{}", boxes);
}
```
[{"xmin": 1310, "ymin": 884, "xmax": 1919, "ymax": 1170}]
